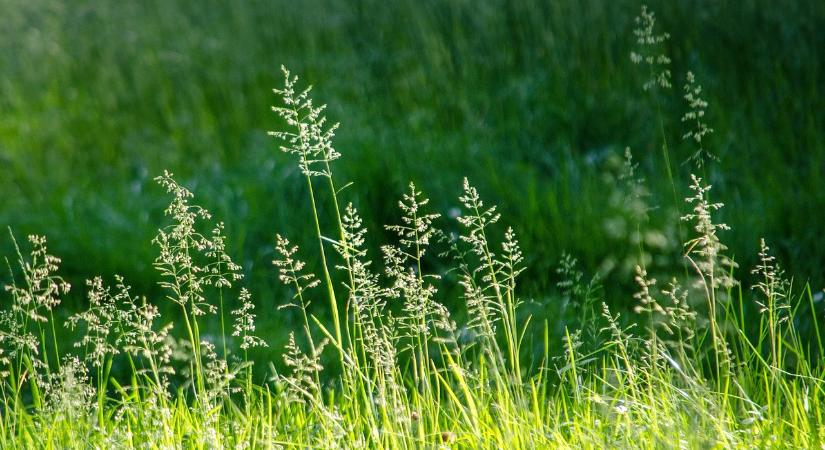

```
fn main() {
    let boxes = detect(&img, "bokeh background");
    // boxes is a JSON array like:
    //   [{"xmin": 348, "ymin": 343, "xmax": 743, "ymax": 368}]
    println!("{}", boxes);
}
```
[{"xmin": 2, "ymin": 0, "xmax": 824, "ymax": 357}]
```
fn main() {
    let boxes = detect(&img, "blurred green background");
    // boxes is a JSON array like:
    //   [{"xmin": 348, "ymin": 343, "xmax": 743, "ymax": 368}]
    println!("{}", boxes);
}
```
[{"xmin": 1, "ymin": 0, "xmax": 824, "ymax": 356}]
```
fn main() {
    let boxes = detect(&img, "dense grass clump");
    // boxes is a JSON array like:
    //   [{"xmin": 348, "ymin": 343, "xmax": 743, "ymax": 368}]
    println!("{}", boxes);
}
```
[{"xmin": 2, "ymin": 5, "xmax": 825, "ymax": 449}]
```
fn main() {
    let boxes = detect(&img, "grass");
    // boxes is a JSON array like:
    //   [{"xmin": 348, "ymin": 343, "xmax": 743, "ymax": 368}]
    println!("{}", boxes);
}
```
[
  {"xmin": 2, "ymin": 2, "xmax": 825, "ymax": 448},
  {"xmin": 1, "ymin": 0, "xmax": 824, "ymax": 302}
]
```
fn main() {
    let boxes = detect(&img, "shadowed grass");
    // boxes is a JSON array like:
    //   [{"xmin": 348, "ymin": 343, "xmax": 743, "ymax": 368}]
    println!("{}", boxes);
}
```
[{"xmin": 1, "ymin": 0, "xmax": 824, "ymax": 305}]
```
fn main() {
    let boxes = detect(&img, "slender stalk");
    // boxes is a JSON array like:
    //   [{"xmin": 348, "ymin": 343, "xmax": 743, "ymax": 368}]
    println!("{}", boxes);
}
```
[{"xmin": 304, "ymin": 175, "xmax": 344, "ymax": 369}]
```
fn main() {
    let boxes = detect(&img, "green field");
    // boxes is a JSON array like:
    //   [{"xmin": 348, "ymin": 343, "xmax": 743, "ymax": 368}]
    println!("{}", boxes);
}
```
[
  {"xmin": 3, "ymin": 0, "xmax": 824, "ymax": 298},
  {"xmin": 2, "ymin": 0, "xmax": 825, "ymax": 448}
]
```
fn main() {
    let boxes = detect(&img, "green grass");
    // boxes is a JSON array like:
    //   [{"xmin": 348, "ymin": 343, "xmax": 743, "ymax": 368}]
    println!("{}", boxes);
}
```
[
  {"xmin": 2, "ymin": 1, "xmax": 825, "ymax": 448},
  {"xmin": 1, "ymin": 0, "xmax": 824, "ymax": 303},
  {"xmin": 2, "ymin": 64, "xmax": 825, "ymax": 447}
]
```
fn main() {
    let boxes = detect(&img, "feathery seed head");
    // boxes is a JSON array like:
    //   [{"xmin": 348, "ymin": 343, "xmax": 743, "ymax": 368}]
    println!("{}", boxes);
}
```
[
  {"xmin": 270, "ymin": 66, "xmax": 341, "ymax": 177},
  {"xmin": 630, "ymin": 5, "xmax": 672, "ymax": 91},
  {"xmin": 153, "ymin": 172, "xmax": 243, "ymax": 316},
  {"xmin": 273, "ymin": 234, "xmax": 320, "ymax": 304},
  {"xmin": 751, "ymin": 239, "xmax": 790, "ymax": 322},
  {"xmin": 681, "ymin": 174, "xmax": 738, "ymax": 291},
  {"xmin": 232, "ymin": 288, "xmax": 267, "ymax": 350},
  {"xmin": 682, "ymin": 72, "xmax": 716, "ymax": 168}
]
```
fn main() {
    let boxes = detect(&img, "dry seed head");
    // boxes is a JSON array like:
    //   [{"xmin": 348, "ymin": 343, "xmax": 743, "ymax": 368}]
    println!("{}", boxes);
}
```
[
  {"xmin": 232, "ymin": 287, "xmax": 267, "ymax": 350},
  {"xmin": 751, "ymin": 239, "xmax": 790, "ymax": 322},
  {"xmin": 630, "ymin": 5, "xmax": 672, "ymax": 91},
  {"xmin": 460, "ymin": 275, "xmax": 497, "ymax": 340},
  {"xmin": 500, "ymin": 227, "xmax": 525, "ymax": 284},
  {"xmin": 682, "ymin": 72, "xmax": 716, "ymax": 168},
  {"xmin": 154, "ymin": 172, "xmax": 244, "ymax": 317},
  {"xmin": 617, "ymin": 147, "xmax": 652, "ymax": 222},
  {"xmin": 6, "ymin": 234, "xmax": 70, "ymax": 323},
  {"xmin": 661, "ymin": 279, "xmax": 696, "ymax": 340},
  {"xmin": 330, "ymin": 204, "xmax": 398, "ymax": 381},
  {"xmin": 385, "ymin": 182, "xmax": 441, "ymax": 254},
  {"xmin": 556, "ymin": 253, "xmax": 583, "ymax": 301},
  {"xmin": 67, "ymin": 277, "xmax": 122, "ymax": 367},
  {"xmin": 632, "ymin": 265, "xmax": 662, "ymax": 315},
  {"xmin": 273, "ymin": 234, "xmax": 320, "ymax": 304},
  {"xmin": 383, "ymin": 183, "xmax": 445, "ymax": 342},
  {"xmin": 457, "ymin": 179, "xmax": 501, "ymax": 252},
  {"xmin": 681, "ymin": 174, "xmax": 738, "ymax": 290},
  {"xmin": 42, "ymin": 356, "xmax": 96, "ymax": 417},
  {"xmin": 281, "ymin": 332, "xmax": 325, "ymax": 403},
  {"xmin": 269, "ymin": 65, "xmax": 341, "ymax": 177},
  {"xmin": 341, "ymin": 202, "xmax": 367, "ymax": 254}
]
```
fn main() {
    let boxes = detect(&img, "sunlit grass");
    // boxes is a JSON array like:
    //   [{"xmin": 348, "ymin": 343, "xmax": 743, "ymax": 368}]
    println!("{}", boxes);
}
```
[{"xmin": 2, "ymin": 4, "xmax": 825, "ymax": 448}]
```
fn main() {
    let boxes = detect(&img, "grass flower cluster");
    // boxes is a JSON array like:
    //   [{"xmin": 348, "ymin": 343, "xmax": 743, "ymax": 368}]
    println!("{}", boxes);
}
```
[{"xmin": 2, "ymin": 6, "xmax": 824, "ymax": 449}]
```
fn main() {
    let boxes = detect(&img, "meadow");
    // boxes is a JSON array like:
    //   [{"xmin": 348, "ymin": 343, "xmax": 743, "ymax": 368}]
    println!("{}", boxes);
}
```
[{"xmin": 2, "ymin": 0, "xmax": 825, "ymax": 448}]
